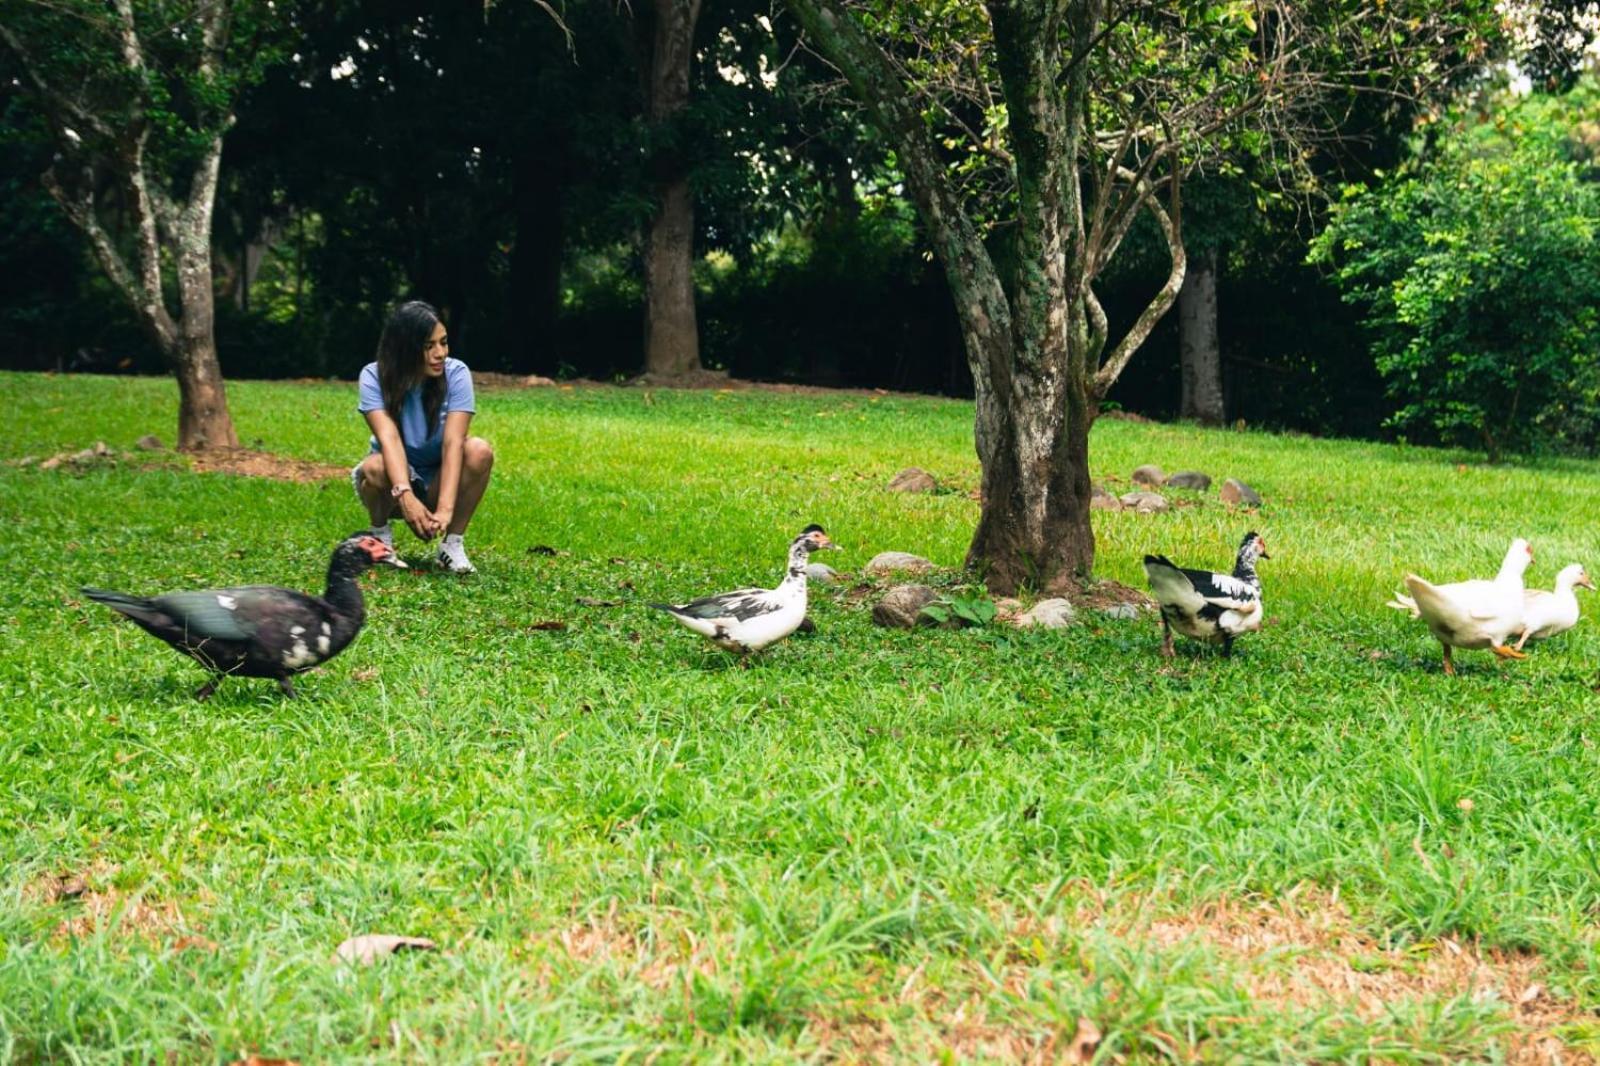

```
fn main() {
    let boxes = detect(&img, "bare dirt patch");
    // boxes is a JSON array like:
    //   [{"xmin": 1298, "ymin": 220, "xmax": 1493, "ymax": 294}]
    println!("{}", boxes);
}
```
[
  {"xmin": 184, "ymin": 449, "xmax": 349, "ymax": 483},
  {"xmin": 1052, "ymin": 575, "xmax": 1156, "ymax": 613},
  {"xmin": 28, "ymin": 863, "xmax": 212, "ymax": 948}
]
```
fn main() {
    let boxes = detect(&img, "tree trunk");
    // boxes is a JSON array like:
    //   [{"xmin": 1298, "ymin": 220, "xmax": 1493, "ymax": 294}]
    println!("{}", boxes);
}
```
[
  {"xmin": 173, "ymin": 230, "xmax": 239, "ymax": 450},
  {"xmin": 639, "ymin": 0, "xmax": 703, "ymax": 379},
  {"xmin": 643, "ymin": 176, "xmax": 700, "ymax": 377},
  {"xmin": 966, "ymin": 380, "xmax": 1096, "ymax": 591},
  {"xmin": 1179, "ymin": 247, "xmax": 1224, "ymax": 425}
]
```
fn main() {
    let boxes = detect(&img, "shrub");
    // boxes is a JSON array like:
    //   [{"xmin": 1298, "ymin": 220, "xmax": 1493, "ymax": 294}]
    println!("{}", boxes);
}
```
[{"xmin": 1310, "ymin": 80, "xmax": 1600, "ymax": 460}]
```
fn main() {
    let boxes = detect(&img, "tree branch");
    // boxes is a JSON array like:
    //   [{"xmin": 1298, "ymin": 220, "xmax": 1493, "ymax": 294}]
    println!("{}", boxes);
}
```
[
  {"xmin": 1092, "ymin": 162, "xmax": 1184, "ymax": 396},
  {"xmin": 785, "ymin": 0, "xmax": 1013, "ymax": 395}
]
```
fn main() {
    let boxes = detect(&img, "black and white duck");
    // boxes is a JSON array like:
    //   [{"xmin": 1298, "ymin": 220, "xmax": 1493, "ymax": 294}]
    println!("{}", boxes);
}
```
[
  {"xmin": 1143, "ymin": 531, "xmax": 1270, "ymax": 658},
  {"xmin": 82, "ymin": 531, "xmax": 401, "ymax": 698},
  {"xmin": 650, "ymin": 524, "xmax": 838, "ymax": 654}
]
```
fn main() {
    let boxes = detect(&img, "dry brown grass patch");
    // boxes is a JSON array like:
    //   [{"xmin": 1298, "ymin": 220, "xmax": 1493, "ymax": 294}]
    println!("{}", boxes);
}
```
[
  {"xmin": 184, "ymin": 449, "xmax": 349, "ymax": 483},
  {"xmin": 1133, "ymin": 888, "xmax": 1590, "ymax": 1065}
]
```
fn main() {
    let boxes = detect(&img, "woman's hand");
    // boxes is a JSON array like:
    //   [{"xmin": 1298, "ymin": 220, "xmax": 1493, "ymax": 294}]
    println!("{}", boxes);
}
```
[
  {"xmin": 431, "ymin": 505, "xmax": 454, "ymax": 534},
  {"xmin": 398, "ymin": 491, "xmax": 438, "ymax": 541}
]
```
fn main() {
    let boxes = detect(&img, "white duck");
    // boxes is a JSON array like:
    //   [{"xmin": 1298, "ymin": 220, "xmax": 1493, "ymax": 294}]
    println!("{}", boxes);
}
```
[
  {"xmin": 1514, "ymin": 563, "xmax": 1594, "ymax": 651},
  {"xmin": 650, "ymin": 524, "xmax": 838, "ymax": 654},
  {"xmin": 1143, "ymin": 531, "xmax": 1269, "ymax": 658},
  {"xmin": 1386, "ymin": 538, "xmax": 1533, "ymax": 675}
]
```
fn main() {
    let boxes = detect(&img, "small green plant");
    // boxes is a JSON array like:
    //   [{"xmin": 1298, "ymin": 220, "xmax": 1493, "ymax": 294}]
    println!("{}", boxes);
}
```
[{"xmin": 921, "ymin": 587, "xmax": 998, "ymax": 627}]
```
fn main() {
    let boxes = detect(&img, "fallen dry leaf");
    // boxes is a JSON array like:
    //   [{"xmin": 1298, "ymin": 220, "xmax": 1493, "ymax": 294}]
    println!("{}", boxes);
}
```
[
  {"xmin": 527, "ymin": 620, "xmax": 568, "ymax": 631},
  {"xmin": 333, "ymin": 933, "xmax": 437, "ymax": 965},
  {"xmin": 1070, "ymin": 1016, "xmax": 1101, "ymax": 1063},
  {"xmin": 575, "ymin": 597, "xmax": 623, "ymax": 608}
]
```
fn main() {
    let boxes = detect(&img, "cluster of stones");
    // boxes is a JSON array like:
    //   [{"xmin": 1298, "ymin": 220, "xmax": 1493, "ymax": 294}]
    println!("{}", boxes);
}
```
[
  {"xmin": 855, "ymin": 551, "xmax": 1148, "ymax": 631},
  {"xmin": 9, "ymin": 436, "xmax": 166, "ymax": 471},
  {"xmin": 1094, "ymin": 464, "xmax": 1262, "ymax": 513}
]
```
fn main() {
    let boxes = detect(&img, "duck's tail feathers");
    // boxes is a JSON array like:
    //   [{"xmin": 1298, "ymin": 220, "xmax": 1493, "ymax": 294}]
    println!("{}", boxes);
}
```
[
  {"xmin": 81, "ymin": 587, "xmax": 156, "ymax": 619},
  {"xmin": 1386, "ymin": 591, "xmax": 1421, "ymax": 617}
]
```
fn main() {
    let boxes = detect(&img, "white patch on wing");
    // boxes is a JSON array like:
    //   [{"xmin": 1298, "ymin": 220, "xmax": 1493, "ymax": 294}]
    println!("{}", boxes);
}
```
[
  {"xmin": 290, "ymin": 625, "xmax": 306, "ymax": 636},
  {"xmin": 217, "ymin": 594, "xmax": 238, "ymax": 610},
  {"xmin": 1209, "ymin": 574, "xmax": 1254, "ymax": 599},
  {"xmin": 320, "ymin": 621, "xmax": 331, "ymax": 636},
  {"xmin": 317, "ymin": 633, "xmax": 331, "ymax": 654},
  {"xmin": 282, "ymin": 640, "xmax": 319, "ymax": 669}
]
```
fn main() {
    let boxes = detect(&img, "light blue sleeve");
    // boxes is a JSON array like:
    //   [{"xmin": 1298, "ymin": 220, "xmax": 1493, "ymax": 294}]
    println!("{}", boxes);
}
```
[
  {"xmin": 357, "ymin": 363, "xmax": 385, "ymax": 413},
  {"xmin": 445, "ymin": 360, "xmax": 476, "ymax": 415}
]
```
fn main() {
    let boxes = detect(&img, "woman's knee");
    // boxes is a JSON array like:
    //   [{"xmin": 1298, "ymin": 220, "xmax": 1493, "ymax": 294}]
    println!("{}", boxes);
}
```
[
  {"xmin": 464, "ymin": 437, "xmax": 494, "ymax": 475},
  {"xmin": 357, "ymin": 452, "xmax": 390, "ymax": 489}
]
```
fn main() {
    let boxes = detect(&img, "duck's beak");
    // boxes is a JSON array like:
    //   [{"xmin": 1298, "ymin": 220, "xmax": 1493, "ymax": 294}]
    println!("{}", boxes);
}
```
[
  {"xmin": 817, "ymin": 535, "xmax": 840, "ymax": 551},
  {"xmin": 1579, "ymin": 573, "xmax": 1596, "ymax": 591},
  {"xmin": 368, "ymin": 540, "xmax": 407, "ymax": 568}
]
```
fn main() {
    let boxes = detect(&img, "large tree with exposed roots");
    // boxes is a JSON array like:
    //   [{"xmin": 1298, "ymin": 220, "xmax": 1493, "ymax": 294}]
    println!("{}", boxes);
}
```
[{"xmin": 783, "ymin": 0, "xmax": 1497, "ymax": 593}]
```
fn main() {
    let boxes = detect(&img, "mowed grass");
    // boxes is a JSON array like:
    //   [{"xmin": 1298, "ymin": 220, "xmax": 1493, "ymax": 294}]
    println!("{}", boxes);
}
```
[{"xmin": 4, "ymin": 369, "xmax": 1600, "ymax": 1063}]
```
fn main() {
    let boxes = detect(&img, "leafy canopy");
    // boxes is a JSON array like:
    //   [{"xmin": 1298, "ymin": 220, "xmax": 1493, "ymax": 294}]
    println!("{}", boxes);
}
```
[{"xmin": 1311, "ymin": 78, "xmax": 1600, "ymax": 460}]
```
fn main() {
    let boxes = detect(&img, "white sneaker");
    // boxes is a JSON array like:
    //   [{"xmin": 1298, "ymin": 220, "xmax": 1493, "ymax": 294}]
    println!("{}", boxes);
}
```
[{"xmin": 437, "ymin": 534, "xmax": 476, "ymax": 574}]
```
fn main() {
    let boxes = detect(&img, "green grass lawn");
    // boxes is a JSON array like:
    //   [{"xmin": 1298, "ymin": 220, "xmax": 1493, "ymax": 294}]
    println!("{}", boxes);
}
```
[{"xmin": 4, "ymin": 370, "xmax": 1600, "ymax": 1063}]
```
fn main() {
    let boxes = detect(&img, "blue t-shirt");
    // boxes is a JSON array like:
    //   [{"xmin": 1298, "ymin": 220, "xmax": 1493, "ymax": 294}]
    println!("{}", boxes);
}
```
[{"xmin": 357, "ymin": 357, "xmax": 476, "ymax": 474}]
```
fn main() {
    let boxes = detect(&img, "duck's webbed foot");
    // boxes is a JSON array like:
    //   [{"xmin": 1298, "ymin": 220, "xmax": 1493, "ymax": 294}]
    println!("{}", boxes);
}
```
[
  {"xmin": 277, "ymin": 676, "xmax": 298, "ymax": 697},
  {"xmin": 1441, "ymin": 644, "xmax": 1456, "ymax": 676},
  {"xmin": 195, "ymin": 677, "xmax": 221, "ymax": 701},
  {"xmin": 1159, "ymin": 618, "xmax": 1175, "ymax": 659},
  {"xmin": 1491, "ymin": 644, "xmax": 1527, "ymax": 661},
  {"xmin": 1221, "ymin": 634, "xmax": 1235, "ymax": 658}
]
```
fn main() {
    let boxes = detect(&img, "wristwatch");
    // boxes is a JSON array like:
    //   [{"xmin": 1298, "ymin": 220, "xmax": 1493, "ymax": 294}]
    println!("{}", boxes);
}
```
[{"xmin": 390, "ymin": 483, "xmax": 412, "ymax": 498}]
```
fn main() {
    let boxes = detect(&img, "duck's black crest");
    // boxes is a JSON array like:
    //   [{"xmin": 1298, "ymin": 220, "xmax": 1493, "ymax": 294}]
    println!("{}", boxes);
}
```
[{"xmin": 799, "ymin": 523, "xmax": 826, "ymax": 536}]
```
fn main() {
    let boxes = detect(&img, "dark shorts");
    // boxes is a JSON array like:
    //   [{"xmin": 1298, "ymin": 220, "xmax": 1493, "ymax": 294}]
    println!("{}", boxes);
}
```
[{"xmin": 351, "ymin": 457, "xmax": 436, "ymax": 498}]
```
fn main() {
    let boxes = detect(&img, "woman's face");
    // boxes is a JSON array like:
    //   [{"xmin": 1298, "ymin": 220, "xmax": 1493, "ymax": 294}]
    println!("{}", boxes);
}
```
[{"xmin": 422, "ymin": 322, "xmax": 449, "ymax": 378}]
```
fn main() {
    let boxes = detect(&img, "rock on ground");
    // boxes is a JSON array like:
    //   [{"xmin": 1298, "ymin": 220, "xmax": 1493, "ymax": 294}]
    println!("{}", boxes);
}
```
[
  {"xmin": 865, "ymin": 551, "xmax": 935, "ymax": 576},
  {"xmin": 1132, "ymin": 464, "xmax": 1166, "ymax": 487},
  {"xmin": 1014, "ymin": 598, "xmax": 1076, "ymax": 628},
  {"xmin": 887, "ymin": 467, "xmax": 938, "ymax": 493},
  {"xmin": 805, "ymin": 563, "xmax": 841, "ymax": 583},
  {"xmin": 1091, "ymin": 484, "xmax": 1123, "ymax": 511},
  {"xmin": 872, "ymin": 585, "xmax": 939, "ymax": 628},
  {"xmin": 1220, "ymin": 478, "xmax": 1263, "ymax": 507},
  {"xmin": 1119, "ymin": 491, "xmax": 1170, "ymax": 514},
  {"xmin": 1166, "ymin": 470, "xmax": 1211, "ymax": 491}
]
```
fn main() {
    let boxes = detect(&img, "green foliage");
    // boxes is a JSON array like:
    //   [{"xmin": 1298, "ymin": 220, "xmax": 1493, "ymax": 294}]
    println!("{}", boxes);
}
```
[
  {"xmin": 920, "ymin": 586, "xmax": 997, "ymax": 627},
  {"xmin": 7, "ymin": 373, "xmax": 1600, "ymax": 1058},
  {"xmin": 1312, "ymin": 80, "xmax": 1600, "ymax": 461}
]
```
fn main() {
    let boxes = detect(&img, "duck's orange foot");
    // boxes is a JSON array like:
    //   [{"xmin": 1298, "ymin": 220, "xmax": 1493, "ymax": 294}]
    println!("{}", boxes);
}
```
[{"xmin": 1492, "ymin": 644, "xmax": 1527, "ymax": 661}]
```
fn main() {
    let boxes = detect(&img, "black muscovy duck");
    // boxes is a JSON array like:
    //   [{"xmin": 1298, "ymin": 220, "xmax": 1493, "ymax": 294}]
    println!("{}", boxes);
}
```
[
  {"xmin": 649, "ymin": 524, "xmax": 838, "ymax": 654},
  {"xmin": 1143, "ymin": 531, "xmax": 1270, "ymax": 658},
  {"xmin": 83, "ymin": 531, "xmax": 401, "ymax": 698}
]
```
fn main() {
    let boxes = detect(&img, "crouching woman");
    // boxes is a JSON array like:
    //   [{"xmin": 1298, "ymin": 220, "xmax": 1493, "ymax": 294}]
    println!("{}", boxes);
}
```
[{"xmin": 352, "ymin": 300, "xmax": 493, "ymax": 573}]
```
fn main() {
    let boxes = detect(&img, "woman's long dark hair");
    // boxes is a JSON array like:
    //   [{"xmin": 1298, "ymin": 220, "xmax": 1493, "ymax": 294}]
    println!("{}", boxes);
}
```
[{"xmin": 375, "ymin": 300, "xmax": 446, "ymax": 435}]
